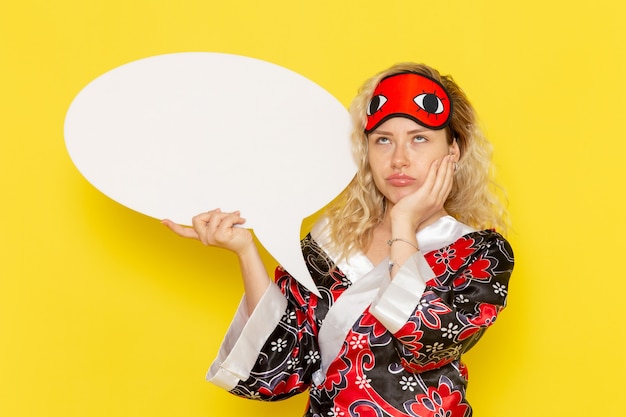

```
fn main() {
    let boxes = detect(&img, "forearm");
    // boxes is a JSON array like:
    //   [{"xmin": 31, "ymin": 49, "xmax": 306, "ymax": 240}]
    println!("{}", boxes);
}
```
[
  {"xmin": 237, "ymin": 243, "xmax": 271, "ymax": 313},
  {"xmin": 389, "ymin": 219, "xmax": 420, "ymax": 278}
]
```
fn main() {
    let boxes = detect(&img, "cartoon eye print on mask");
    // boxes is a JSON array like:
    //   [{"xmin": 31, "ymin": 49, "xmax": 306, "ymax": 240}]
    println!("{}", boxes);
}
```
[
  {"xmin": 365, "ymin": 72, "xmax": 452, "ymax": 133},
  {"xmin": 367, "ymin": 95, "xmax": 388, "ymax": 114},
  {"xmin": 414, "ymin": 92, "xmax": 445, "ymax": 115}
]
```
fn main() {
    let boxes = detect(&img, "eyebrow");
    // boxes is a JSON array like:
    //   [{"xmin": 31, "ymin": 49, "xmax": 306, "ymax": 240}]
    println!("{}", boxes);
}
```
[{"xmin": 370, "ymin": 127, "xmax": 429, "ymax": 136}]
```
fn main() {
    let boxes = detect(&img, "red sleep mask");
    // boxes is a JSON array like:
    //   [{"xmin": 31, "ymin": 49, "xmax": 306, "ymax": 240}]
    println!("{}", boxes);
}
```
[{"xmin": 365, "ymin": 72, "xmax": 452, "ymax": 133}]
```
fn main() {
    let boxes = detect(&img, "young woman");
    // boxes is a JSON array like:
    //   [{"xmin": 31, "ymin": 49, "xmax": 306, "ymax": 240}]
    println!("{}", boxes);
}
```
[{"xmin": 163, "ymin": 62, "xmax": 514, "ymax": 416}]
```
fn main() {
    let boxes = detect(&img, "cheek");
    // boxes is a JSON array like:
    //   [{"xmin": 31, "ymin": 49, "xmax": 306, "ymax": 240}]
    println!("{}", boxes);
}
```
[
  {"xmin": 410, "ymin": 155, "xmax": 433, "ymax": 175},
  {"xmin": 366, "ymin": 158, "xmax": 387, "ymax": 189},
  {"xmin": 367, "ymin": 152, "xmax": 383, "ymax": 175},
  {"xmin": 412, "ymin": 148, "xmax": 448, "ymax": 170},
  {"xmin": 407, "ymin": 156, "xmax": 442, "ymax": 186}
]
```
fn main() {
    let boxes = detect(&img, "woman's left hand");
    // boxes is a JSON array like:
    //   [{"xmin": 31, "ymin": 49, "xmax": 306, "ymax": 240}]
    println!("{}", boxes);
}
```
[{"xmin": 390, "ymin": 154, "xmax": 455, "ymax": 231}]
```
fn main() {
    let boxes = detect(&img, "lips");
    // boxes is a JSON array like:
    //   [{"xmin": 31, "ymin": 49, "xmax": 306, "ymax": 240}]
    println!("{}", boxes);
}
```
[{"xmin": 386, "ymin": 173, "xmax": 416, "ymax": 187}]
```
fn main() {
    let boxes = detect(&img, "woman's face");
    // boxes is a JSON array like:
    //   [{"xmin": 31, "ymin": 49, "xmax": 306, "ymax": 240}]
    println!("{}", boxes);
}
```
[{"xmin": 367, "ymin": 117, "xmax": 459, "ymax": 206}]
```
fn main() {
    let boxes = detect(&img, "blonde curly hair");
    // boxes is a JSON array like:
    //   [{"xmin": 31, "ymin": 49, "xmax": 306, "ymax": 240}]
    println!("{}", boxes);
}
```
[{"xmin": 324, "ymin": 62, "xmax": 508, "ymax": 260}]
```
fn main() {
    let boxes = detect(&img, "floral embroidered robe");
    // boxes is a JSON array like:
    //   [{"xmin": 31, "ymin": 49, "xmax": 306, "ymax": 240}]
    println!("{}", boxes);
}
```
[{"xmin": 207, "ymin": 216, "xmax": 514, "ymax": 417}]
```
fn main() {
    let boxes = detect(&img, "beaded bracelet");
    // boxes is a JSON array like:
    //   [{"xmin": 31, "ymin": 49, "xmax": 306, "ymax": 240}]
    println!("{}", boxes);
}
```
[{"xmin": 387, "ymin": 238, "xmax": 420, "ymax": 251}]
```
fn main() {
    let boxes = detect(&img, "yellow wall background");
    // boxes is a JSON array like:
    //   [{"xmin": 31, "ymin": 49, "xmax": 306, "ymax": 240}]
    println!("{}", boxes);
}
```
[{"xmin": 2, "ymin": 1, "xmax": 624, "ymax": 416}]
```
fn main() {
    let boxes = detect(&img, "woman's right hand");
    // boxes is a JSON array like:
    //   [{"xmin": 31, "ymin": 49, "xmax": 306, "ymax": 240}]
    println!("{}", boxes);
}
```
[
  {"xmin": 164, "ymin": 209, "xmax": 269, "ymax": 312},
  {"xmin": 162, "ymin": 209, "xmax": 254, "ymax": 256}
]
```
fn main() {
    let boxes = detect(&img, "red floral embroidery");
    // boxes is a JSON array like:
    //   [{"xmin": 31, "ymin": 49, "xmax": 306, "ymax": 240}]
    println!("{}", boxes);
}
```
[
  {"xmin": 359, "ymin": 310, "xmax": 393, "ymax": 340},
  {"xmin": 322, "ymin": 344, "xmax": 350, "ymax": 391},
  {"xmin": 467, "ymin": 303, "xmax": 499, "ymax": 327},
  {"xmin": 410, "ymin": 380, "xmax": 470, "ymax": 417},
  {"xmin": 465, "ymin": 256, "xmax": 492, "ymax": 280},
  {"xmin": 427, "ymin": 237, "xmax": 475, "ymax": 276},
  {"xmin": 400, "ymin": 292, "xmax": 451, "ymax": 330},
  {"xmin": 259, "ymin": 373, "xmax": 304, "ymax": 396},
  {"xmin": 395, "ymin": 321, "xmax": 425, "ymax": 352},
  {"xmin": 402, "ymin": 355, "xmax": 452, "ymax": 374}
]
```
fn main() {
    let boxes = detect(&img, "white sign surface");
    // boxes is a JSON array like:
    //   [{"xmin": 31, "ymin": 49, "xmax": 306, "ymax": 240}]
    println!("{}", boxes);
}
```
[{"xmin": 64, "ymin": 53, "xmax": 356, "ymax": 295}]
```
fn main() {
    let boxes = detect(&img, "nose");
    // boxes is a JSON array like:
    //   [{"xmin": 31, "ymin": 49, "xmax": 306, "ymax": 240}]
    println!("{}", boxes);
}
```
[{"xmin": 391, "ymin": 144, "xmax": 410, "ymax": 169}]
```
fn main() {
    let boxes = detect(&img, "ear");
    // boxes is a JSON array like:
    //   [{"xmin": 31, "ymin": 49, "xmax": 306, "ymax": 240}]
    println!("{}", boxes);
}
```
[{"xmin": 449, "ymin": 138, "xmax": 460, "ymax": 162}]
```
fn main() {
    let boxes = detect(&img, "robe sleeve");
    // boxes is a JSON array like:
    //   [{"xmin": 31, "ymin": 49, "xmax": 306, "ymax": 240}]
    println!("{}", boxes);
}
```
[
  {"xmin": 207, "ymin": 266, "xmax": 320, "ymax": 401},
  {"xmin": 369, "ymin": 230, "xmax": 514, "ymax": 373}
]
